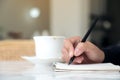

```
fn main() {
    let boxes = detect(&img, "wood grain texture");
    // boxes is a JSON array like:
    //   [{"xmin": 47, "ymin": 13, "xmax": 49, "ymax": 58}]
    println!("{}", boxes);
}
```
[{"xmin": 0, "ymin": 40, "xmax": 35, "ymax": 61}]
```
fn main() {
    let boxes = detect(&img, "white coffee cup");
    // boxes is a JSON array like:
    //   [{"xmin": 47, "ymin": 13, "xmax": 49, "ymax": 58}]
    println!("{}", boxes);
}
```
[{"xmin": 33, "ymin": 36, "xmax": 65, "ymax": 59}]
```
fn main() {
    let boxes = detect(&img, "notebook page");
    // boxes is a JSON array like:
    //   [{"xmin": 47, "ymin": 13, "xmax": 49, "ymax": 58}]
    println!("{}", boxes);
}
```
[{"xmin": 53, "ymin": 62, "xmax": 120, "ymax": 71}]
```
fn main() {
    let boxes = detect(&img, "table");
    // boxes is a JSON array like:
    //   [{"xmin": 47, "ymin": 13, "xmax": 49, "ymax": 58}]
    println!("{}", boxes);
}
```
[{"xmin": 0, "ymin": 59, "xmax": 120, "ymax": 80}]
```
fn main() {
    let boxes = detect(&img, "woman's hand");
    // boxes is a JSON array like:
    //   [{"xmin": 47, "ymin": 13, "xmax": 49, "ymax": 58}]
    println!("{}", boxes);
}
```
[{"xmin": 62, "ymin": 36, "xmax": 105, "ymax": 64}]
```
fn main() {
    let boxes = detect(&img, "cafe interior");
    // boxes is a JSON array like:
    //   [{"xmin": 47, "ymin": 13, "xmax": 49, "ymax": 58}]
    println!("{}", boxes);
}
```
[
  {"xmin": 0, "ymin": 0, "xmax": 120, "ymax": 61},
  {"xmin": 0, "ymin": 0, "xmax": 120, "ymax": 80}
]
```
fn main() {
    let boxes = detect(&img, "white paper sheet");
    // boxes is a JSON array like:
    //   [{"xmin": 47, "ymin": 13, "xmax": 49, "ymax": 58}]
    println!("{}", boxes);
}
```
[{"xmin": 53, "ymin": 62, "xmax": 120, "ymax": 72}]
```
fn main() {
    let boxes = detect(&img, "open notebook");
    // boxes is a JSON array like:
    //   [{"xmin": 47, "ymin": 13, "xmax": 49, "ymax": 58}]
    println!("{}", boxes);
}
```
[{"xmin": 53, "ymin": 62, "xmax": 120, "ymax": 72}]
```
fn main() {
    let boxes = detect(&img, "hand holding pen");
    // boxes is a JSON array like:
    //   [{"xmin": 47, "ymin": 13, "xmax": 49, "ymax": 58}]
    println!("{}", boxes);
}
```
[{"xmin": 62, "ymin": 17, "xmax": 105, "ymax": 64}]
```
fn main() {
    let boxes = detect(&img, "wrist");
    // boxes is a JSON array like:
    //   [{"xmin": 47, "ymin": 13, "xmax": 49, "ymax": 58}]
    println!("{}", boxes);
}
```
[{"xmin": 101, "ymin": 51, "xmax": 105, "ymax": 63}]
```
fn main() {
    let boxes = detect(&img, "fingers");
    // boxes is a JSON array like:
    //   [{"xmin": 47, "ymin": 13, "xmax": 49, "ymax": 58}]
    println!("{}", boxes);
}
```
[
  {"xmin": 74, "ymin": 42, "xmax": 87, "ymax": 57},
  {"xmin": 62, "ymin": 39, "xmax": 74, "ymax": 63},
  {"xmin": 68, "ymin": 36, "xmax": 81, "ymax": 44},
  {"xmin": 62, "ymin": 36, "xmax": 105, "ymax": 64},
  {"xmin": 64, "ymin": 36, "xmax": 81, "ymax": 57},
  {"xmin": 62, "ymin": 48, "xmax": 69, "ymax": 62},
  {"xmin": 73, "ymin": 56, "xmax": 84, "ymax": 64},
  {"xmin": 74, "ymin": 41, "xmax": 105, "ymax": 64},
  {"xmin": 62, "ymin": 37, "xmax": 90, "ymax": 64},
  {"xmin": 63, "ymin": 39, "xmax": 74, "ymax": 57}
]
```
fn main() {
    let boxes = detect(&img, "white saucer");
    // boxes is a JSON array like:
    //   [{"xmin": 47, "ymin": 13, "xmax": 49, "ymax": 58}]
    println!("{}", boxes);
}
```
[
  {"xmin": 22, "ymin": 56, "xmax": 62, "ymax": 64},
  {"xmin": 22, "ymin": 56, "xmax": 41, "ymax": 63}
]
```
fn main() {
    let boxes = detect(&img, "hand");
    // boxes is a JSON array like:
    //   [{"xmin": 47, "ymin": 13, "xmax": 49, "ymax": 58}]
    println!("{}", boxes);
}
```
[{"xmin": 62, "ymin": 36, "xmax": 105, "ymax": 64}]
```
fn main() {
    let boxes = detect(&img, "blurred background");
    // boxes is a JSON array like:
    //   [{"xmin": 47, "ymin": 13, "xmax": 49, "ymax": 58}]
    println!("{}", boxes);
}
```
[{"xmin": 0, "ymin": 0, "xmax": 120, "ymax": 48}]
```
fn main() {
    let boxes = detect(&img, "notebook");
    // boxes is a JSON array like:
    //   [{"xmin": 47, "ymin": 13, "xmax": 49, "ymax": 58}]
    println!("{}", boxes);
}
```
[{"xmin": 53, "ymin": 62, "xmax": 120, "ymax": 72}]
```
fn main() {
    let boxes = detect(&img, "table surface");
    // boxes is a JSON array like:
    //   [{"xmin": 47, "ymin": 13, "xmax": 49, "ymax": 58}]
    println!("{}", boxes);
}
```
[{"xmin": 0, "ymin": 59, "xmax": 120, "ymax": 80}]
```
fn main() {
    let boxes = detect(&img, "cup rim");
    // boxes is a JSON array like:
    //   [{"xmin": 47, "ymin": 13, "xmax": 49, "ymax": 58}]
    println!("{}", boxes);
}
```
[{"xmin": 33, "ymin": 36, "xmax": 65, "ymax": 39}]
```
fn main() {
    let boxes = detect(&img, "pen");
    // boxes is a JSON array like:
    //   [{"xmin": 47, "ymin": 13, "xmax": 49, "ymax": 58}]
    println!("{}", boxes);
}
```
[{"xmin": 68, "ymin": 17, "xmax": 99, "ymax": 65}]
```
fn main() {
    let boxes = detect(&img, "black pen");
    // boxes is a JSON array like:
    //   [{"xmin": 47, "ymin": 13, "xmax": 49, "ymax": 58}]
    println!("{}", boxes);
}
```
[{"xmin": 68, "ymin": 17, "xmax": 99, "ymax": 65}]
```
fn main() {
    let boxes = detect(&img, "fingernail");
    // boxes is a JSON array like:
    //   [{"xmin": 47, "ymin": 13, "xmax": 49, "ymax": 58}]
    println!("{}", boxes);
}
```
[
  {"xmin": 77, "ymin": 60, "xmax": 82, "ymax": 63},
  {"xmin": 75, "ymin": 48, "xmax": 82, "ymax": 56},
  {"xmin": 75, "ymin": 48, "xmax": 79, "ymax": 56},
  {"xmin": 76, "ymin": 57, "xmax": 83, "ymax": 63}
]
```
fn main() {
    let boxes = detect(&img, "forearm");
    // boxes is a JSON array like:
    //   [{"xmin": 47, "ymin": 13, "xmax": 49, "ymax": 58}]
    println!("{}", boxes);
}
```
[{"xmin": 102, "ymin": 45, "xmax": 120, "ymax": 65}]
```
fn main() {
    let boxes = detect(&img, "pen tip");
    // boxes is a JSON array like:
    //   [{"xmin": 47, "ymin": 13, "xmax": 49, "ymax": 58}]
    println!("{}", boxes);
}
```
[
  {"xmin": 68, "ymin": 60, "xmax": 72, "ymax": 65},
  {"xmin": 68, "ymin": 56, "xmax": 75, "ymax": 65},
  {"xmin": 68, "ymin": 63, "xmax": 70, "ymax": 65}
]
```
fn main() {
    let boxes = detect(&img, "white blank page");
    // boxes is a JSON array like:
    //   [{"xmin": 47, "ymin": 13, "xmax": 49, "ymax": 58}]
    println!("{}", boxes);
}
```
[{"xmin": 53, "ymin": 62, "xmax": 120, "ymax": 71}]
